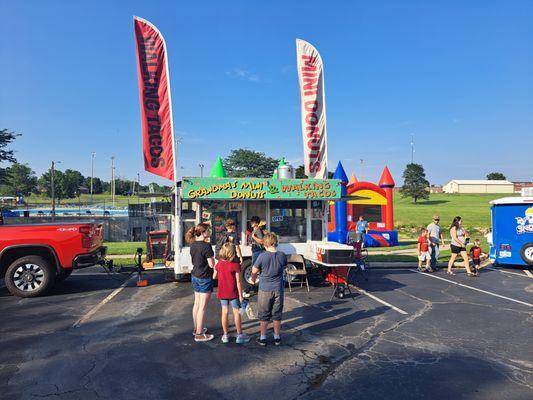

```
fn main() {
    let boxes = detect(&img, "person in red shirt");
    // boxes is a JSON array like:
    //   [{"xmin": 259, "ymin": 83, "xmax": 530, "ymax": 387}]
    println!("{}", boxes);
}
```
[
  {"xmin": 213, "ymin": 243, "xmax": 250, "ymax": 344},
  {"xmin": 469, "ymin": 239, "xmax": 484, "ymax": 275},
  {"xmin": 417, "ymin": 228, "xmax": 433, "ymax": 272}
]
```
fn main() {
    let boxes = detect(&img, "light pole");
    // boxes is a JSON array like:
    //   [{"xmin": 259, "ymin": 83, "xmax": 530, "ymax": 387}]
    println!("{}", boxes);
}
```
[
  {"xmin": 111, "ymin": 156, "xmax": 115, "ymax": 208},
  {"xmin": 90, "ymin": 152, "xmax": 96, "ymax": 204},
  {"xmin": 199, "ymin": 163, "xmax": 204, "ymax": 178},
  {"xmin": 137, "ymin": 173, "xmax": 140, "ymax": 195},
  {"xmin": 175, "ymin": 137, "xmax": 183, "ymax": 180},
  {"xmin": 51, "ymin": 160, "xmax": 61, "ymax": 221}
]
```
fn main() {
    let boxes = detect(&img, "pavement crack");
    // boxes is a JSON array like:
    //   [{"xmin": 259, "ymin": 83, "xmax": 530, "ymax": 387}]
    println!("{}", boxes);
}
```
[{"xmin": 295, "ymin": 299, "xmax": 433, "ymax": 398}]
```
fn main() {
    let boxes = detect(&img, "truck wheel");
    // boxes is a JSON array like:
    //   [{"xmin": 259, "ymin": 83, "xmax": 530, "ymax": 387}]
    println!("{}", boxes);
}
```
[
  {"xmin": 240, "ymin": 259, "xmax": 254, "ymax": 291},
  {"xmin": 5, "ymin": 256, "xmax": 55, "ymax": 298},
  {"xmin": 520, "ymin": 243, "xmax": 533, "ymax": 266},
  {"xmin": 56, "ymin": 268, "xmax": 73, "ymax": 283}
]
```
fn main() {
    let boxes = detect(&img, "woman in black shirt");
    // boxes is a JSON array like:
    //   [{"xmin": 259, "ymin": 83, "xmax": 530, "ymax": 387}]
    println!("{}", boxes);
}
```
[{"xmin": 186, "ymin": 223, "xmax": 215, "ymax": 342}]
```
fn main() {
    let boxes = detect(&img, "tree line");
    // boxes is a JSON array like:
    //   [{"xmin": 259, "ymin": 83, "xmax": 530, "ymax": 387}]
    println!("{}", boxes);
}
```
[
  {"xmin": 0, "ymin": 162, "xmax": 172, "ymax": 199},
  {"xmin": 0, "ymin": 129, "xmax": 171, "ymax": 200},
  {"xmin": 2, "ymin": 128, "xmax": 508, "ymax": 204}
]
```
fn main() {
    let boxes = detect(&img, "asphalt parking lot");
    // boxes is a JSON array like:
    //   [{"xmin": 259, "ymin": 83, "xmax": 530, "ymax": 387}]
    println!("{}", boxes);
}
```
[{"xmin": 1, "ymin": 265, "xmax": 532, "ymax": 400}]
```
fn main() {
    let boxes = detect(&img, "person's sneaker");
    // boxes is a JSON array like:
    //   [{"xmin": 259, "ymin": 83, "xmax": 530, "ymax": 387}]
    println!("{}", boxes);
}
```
[
  {"xmin": 221, "ymin": 334, "xmax": 230, "ymax": 344},
  {"xmin": 274, "ymin": 337, "xmax": 281, "ymax": 346},
  {"xmin": 194, "ymin": 333, "xmax": 214, "ymax": 342},
  {"xmin": 236, "ymin": 333, "xmax": 250, "ymax": 344},
  {"xmin": 192, "ymin": 327, "xmax": 207, "ymax": 336},
  {"xmin": 256, "ymin": 337, "xmax": 267, "ymax": 346}
]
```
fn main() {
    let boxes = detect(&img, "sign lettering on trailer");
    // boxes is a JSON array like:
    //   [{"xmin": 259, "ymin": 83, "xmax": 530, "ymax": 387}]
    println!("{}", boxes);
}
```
[{"xmin": 182, "ymin": 177, "xmax": 342, "ymax": 200}]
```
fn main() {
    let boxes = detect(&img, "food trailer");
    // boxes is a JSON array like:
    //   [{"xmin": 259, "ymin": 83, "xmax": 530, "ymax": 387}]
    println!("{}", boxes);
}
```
[
  {"xmin": 488, "ymin": 196, "xmax": 533, "ymax": 267},
  {"xmin": 167, "ymin": 175, "xmax": 356, "ymax": 287}
]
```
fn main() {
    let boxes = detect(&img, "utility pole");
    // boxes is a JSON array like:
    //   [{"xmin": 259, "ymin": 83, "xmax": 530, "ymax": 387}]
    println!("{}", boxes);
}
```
[
  {"xmin": 137, "ymin": 173, "xmax": 140, "ymax": 196},
  {"xmin": 199, "ymin": 163, "xmax": 204, "ymax": 178},
  {"xmin": 90, "ymin": 152, "xmax": 96, "ymax": 204},
  {"xmin": 175, "ymin": 137, "xmax": 183, "ymax": 180},
  {"xmin": 51, "ymin": 161, "xmax": 61, "ymax": 221},
  {"xmin": 111, "ymin": 156, "xmax": 115, "ymax": 208},
  {"xmin": 410, "ymin": 134, "xmax": 415, "ymax": 164}
]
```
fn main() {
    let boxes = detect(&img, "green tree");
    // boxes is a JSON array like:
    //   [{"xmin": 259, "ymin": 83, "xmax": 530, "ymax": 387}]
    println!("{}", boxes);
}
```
[
  {"xmin": 399, "ymin": 163, "xmax": 429, "ymax": 203},
  {"xmin": 295, "ymin": 165, "xmax": 306, "ymax": 179},
  {"xmin": 62, "ymin": 169, "xmax": 85, "ymax": 198},
  {"xmin": 0, "ymin": 129, "xmax": 19, "ymax": 184},
  {"xmin": 38, "ymin": 169, "xmax": 67, "ymax": 200},
  {"xmin": 223, "ymin": 149, "xmax": 279, "ymax": 178},
  {"xmin": 114, "ymin": 178, "xmax": 133, "ymax": 195},
  {"xmin": 5, "ymin": 163, "xmax": 37, "ymax": 195},
  {"xmin": 84, "ymin": 176, "xmax": 104, "ymax": 194},
  {"xmin": 295, "ymin": 164, "xmax": 334, "ymax": 179},
  {"xmin": 486, "ymin": 172, "xmax": 506, "ymax": 180}
]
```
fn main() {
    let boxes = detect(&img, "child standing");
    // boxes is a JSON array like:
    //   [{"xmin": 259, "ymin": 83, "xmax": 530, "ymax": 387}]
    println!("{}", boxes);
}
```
[
  {"xmin": 186, "ymin": 223, "xmax": 215, "ymax": 342},
  {"xmin": 213, "ymin": 243, "xmax": 250, "ymax": 344},
  {"xmin": 469, "ymin": 239, "xmax": 484, "ymax": 275},
  {"xmin": 215, "ymin": 219, "xmax": 243, "ymax": 264},
  {"xmin": 251, "ymin": 233, "xmax": 287, "ymax": 346},
  {"xmin": 418, "ymin": 228, "xmax": 433, "ymax": 272}
]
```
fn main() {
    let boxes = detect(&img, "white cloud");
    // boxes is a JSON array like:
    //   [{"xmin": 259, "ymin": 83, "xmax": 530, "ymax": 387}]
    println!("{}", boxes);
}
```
[{"xmin": 226, "ymin": 67, "xmax": 260, "ymax": 82}]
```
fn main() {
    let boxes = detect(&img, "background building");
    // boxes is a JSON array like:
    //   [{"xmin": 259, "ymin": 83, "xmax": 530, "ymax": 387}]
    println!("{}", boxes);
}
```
[
  {"xmin": 512, "ymin": 181, "xmax": 533, "ymax": 193},
  {"xmin": 443, "ymin": 180, "xmax": 514, "ymax": 194}
]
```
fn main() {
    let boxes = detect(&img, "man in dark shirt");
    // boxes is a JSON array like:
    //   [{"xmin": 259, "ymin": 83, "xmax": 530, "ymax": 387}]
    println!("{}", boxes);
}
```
[{"xmin": 251, "ymin": 232, "xmax": 287, "ymax": 346}]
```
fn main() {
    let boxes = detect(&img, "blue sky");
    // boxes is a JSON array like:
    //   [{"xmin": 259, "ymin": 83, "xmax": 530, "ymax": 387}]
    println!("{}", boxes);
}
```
[{"xmin": 1, "ymin": 0, "xmax": 532, "ymax": 185}]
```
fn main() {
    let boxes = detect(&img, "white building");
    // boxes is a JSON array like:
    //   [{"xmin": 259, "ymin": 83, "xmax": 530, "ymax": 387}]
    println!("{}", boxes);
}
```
[{"xmin": 443, "ymin": 180, "xmax": 514, "ymax": 194}]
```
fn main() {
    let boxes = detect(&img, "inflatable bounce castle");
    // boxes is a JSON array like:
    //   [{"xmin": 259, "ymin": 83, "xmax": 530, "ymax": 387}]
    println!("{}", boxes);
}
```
[{"xmin": 327, "ymin": 161, "xmax": 398, "ymax": 247}]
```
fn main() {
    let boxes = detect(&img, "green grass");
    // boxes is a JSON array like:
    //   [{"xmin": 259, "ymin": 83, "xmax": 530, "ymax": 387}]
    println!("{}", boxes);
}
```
[
  {"xmin": 106, "ymin": 241, "xmax": 145, "ymax": 255},
  {"xmin": 366, "ymin": 241, "xmax": 417, "ymax": 252},
  {"xmin": 393, "ymin": 192, "xmax": 518, "ymax": 238},
  {"xmin": 111, "ymin": 258, "xmax": 139, "ymax": 267}
]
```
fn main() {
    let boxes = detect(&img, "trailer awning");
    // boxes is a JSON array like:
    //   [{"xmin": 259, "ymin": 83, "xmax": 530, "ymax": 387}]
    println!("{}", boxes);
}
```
[{"xmin": 181, "ymin": 177, "xmax": 342, "ymax": 201}]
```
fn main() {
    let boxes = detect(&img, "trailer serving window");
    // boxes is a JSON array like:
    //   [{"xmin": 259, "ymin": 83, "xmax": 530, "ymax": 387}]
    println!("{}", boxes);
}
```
[
  {"xmin": 269, "ymin": 200, "xmax": 307, "ymax": 243},
  {"xmin": 181, "ymin": 201, "xmax": 199, "ymax": 246},
  {"xmin": 200, "ymin": 200, "xmax": 243, "ymax": 245}
]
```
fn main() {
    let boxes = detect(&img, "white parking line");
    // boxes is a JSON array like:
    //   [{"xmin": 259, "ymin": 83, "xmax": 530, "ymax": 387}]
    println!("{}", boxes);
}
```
[
  {"xmin": 486, "ymin": 267, "xmax": 533, "ymax": 279},
  {"xmin": 72, "ymin": 275, "xmax": 134, "ymax": 328},
  {"xmin": 411, "ymin": 270, "xmax": 533, "ymax": 308},
  {"xmin": 351, "ymin": 285, "xmax": 408, "ymax": 315},
  {"xmin": 286, "ymin": 286, "xmax": 408, "ymax": 315}
]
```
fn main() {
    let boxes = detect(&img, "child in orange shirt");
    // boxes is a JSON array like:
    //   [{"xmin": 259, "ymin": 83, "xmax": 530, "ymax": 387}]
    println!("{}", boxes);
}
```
[
  {"xmin": 418, "ymin": 228, "xmax": 433, "ymax": 272},
  {"xmin": 469, "ymin": 239, "xmax": 484, "ymax": 276}
]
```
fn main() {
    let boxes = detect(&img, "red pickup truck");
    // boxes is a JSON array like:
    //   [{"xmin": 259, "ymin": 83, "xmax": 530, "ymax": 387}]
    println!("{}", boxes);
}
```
[{"xmin": 0, "ymin": 222, "xmax": 106, "ymax": 297}]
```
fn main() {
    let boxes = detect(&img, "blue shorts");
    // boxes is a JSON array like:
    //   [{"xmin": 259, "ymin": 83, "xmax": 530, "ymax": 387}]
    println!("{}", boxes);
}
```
[
  {"xmin": 220, "ymin": 298, "xmax": 240, "ymax": 309},
  {"xmin": 191, "ymin": 276, "xmax": 213, "ymax": 293}
]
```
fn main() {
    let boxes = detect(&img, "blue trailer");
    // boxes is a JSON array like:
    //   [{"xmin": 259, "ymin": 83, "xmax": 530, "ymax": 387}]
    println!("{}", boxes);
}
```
[{"xmin": 488, "ymin": 197, "xmax": 533, "ymax": 267}]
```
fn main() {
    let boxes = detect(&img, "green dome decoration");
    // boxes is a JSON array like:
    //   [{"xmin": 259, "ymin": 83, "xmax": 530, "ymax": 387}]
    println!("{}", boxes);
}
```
[{"xmin": 210, "ymin": 156, "xmax": 227, "ymax": 178}]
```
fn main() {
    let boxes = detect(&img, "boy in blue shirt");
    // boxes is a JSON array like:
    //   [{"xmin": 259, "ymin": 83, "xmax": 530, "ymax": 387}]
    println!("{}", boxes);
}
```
[
  {"xmin": 251, "ymin": 232, "xmax": 287, "ymax": 346},
  {"xmin": 356, "ymin": 215, "xmax": 369, "ymax": 243}
]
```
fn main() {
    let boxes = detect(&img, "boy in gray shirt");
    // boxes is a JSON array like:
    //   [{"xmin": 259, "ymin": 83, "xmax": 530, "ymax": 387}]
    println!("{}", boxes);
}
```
[{"xmin": 251, "ymin": 232, "xmax": 287, "ymax": 346}]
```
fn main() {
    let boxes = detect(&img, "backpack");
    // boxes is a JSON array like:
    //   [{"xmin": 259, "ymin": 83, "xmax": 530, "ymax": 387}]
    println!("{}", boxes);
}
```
[{"xmin": 215, "ymin": 232, "xmax": 231, "ymax": 258}]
